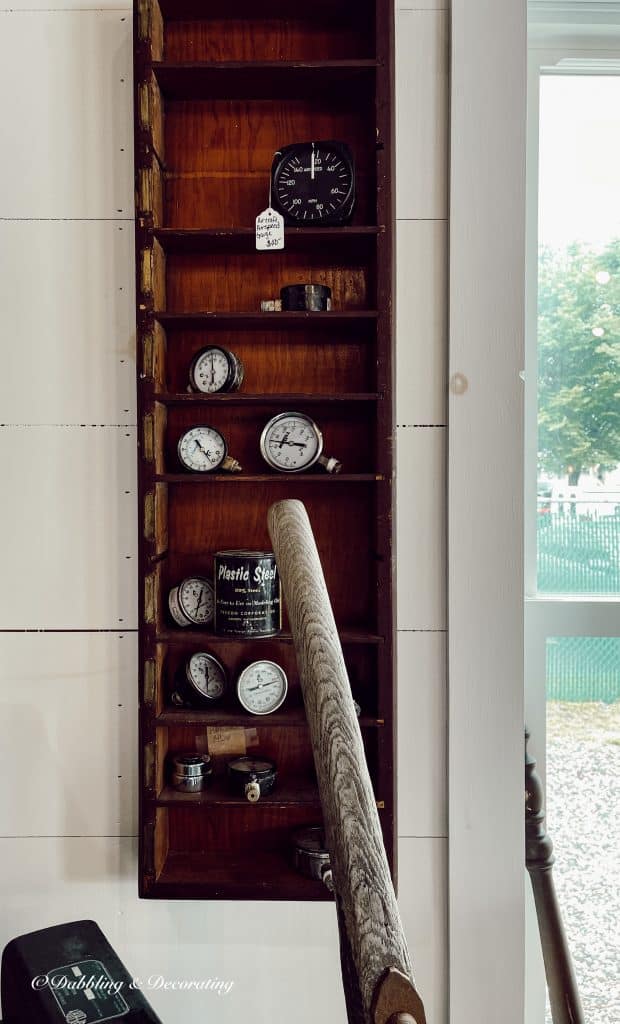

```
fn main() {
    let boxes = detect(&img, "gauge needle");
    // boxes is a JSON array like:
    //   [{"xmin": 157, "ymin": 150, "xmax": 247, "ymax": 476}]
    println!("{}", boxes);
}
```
[
  {"xmin": 209, "ymin": 355, "xmax": 215, "ymax": 385},
  {"xmin": 311, "ymin": 145, "xmax": 315, "ymax": 180}
]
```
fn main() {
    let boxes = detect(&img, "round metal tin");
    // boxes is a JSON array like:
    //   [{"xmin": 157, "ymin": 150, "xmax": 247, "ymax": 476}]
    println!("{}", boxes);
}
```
[{"xmin": 214, "ymin": 550, "xmax": 281, "ymax": 638}]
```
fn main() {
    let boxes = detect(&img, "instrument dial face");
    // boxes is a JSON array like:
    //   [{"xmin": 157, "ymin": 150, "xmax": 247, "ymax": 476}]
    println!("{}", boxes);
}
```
[
  {"xmin": 229, "ymin": 756, "xmax": 276, "ymax": 775},
  {"xmin": 187, "ymin": 652, "xmax": 227, "ymax": 700},
  {"xmin": 237, "ymin": 660, "xmax": 288, "ymax": 715},
  {"xmin": 178, "ymin": 425, "xmax": 227, "ymax": 472},
  {"xmin": 190, "ymin": 348, "xmax": 232, "ymax": 394},
  {"xmin": 178, "ymin": 577, "xmax": 214, "ymax": 625},
  {"xmin": 273, "ymin": 141, "xmax": 354, "ymax": 223},
  {"xmin": 260, "ymin": 413, "xmax": 321, "ymax": 473}
]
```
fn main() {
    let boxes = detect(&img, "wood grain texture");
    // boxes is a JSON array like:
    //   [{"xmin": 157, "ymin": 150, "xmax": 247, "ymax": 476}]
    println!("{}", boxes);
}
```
[{"xmin": 267, "ymin": 499, "xmax": 423, "ymax": 1022}]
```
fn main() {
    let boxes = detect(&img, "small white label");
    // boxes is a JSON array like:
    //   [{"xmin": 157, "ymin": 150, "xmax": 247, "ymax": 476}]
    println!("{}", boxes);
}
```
[{"xmin": 255, "ymin": 207, "xmax": 284, "ymax": 251}]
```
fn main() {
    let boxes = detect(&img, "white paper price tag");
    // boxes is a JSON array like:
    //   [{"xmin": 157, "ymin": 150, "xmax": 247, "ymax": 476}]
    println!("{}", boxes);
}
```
[{"xmin": 256, "ymin": 207, "xmax": 285, "ymax": 251}]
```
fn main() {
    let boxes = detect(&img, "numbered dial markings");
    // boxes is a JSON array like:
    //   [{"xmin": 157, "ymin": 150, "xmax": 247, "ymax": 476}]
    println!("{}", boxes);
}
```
[
  {"xmin": 186, "ymin": 652, "xmax": 227, "ymax": 701},
  {"xmin": 237, "ymin": 661, "xmax": 288, "ymax": 715},
  {"xmin": 178, "ymin": 425, "xmax": 227, "ymax": 472},
  {"xmin": 189, "ymin": 347, "xmax": 243, "ymax": 394},
  {"xmin": 169, "ymin": 576, "xmax": 215, "ymax": 627},
  {"xmin": 272, "ymin": 141, "xmax": 355, "ymax": 224},
  {"xmin": 260, "ymin": 412, "xmax": 322, "ymax": 472}
]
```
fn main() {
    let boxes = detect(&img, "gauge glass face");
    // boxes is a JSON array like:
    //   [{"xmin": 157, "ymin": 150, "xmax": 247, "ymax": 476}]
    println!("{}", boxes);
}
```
[
  {"xmin": 178, "ymin": 577, "xmax": 214, "ymax": 625},
  {"xmin": 191, "ymin": 348, "xmax": 231, "ymax": 394},
  {"xmin": 229, "ymin": 757, "xmax": 274, "ymax": 775},
  {"xmin": 274, "ymin": 142, "xmax": 353, "ymax": 222},
  {"xmin": 237, "ymin": 661, "xmax": 288, "ymax": 715},
  {"xmin": 187, "ymin": 653, "xmax": 226, "ymax": 700},
  {"xmin": 178, "ymin": 426, "xmax": 226, "ymax": 472},
  {"xmin": 262, "ymin": 414, "xmax": 320, "ymax": 472}
]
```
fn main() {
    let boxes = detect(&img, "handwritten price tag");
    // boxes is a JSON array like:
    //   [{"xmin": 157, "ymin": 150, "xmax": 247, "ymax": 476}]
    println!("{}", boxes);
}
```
[{"xmin": 256, "ymin": 207, "xmax": 284, "ymax": 251}]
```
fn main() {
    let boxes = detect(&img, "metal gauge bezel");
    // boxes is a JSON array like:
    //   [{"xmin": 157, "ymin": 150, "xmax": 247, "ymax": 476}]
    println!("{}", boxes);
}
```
[
  {"xmin": 259, "ymin": 411, "xmax": 323, "ymax": 473},
  {"xmin": 177, "ymin": 424, "xmax": 228, "ymax": 473},
  {"xmin": 170, "ymin": 576, "xmax": 215, "ymax": 627},
  {"xmin": 236, "ymin": 660, "xmax": 288, "ymax": 715},
  {"xmin": 185, "ymin": 651, "xmax": 227, "ymax": 702},
  {"xmin": 188, "ymin": 346, "xmax": 244, "ymax": 395},
  {"xmin": 227, "ymin": 755, "xmax": 278, "ymax": 801},
  {"xmin": 270, "ymin": 140, "xmax": 356, "ymax": 225}
]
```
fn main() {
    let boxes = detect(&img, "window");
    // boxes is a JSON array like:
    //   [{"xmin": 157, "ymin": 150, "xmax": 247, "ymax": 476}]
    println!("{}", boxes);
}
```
[{"xmin": 526, "ymin": 18, "xmax": 620, "ymax": 1022}]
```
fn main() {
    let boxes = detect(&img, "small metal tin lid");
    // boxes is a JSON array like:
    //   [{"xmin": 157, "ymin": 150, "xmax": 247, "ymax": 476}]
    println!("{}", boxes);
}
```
[
  {"xmin": 215, "ymin": 549, "xmax": 273, "ymax": 557},
  {"xmin": 280, "ymin": 284, "xmax": 332, "ymax": 311},
  {"xmin": 171, "ymin": 752, "xmax": 212, "ymax": 778}
]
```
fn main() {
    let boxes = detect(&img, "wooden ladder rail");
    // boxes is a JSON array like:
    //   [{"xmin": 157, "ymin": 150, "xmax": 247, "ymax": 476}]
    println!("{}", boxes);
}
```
[
  {"xmin": 525, "ymin": 729, "xmax": 585, "ymax": 1024},
  {"xmin": 268, "ymin": 499, "xmax": 426, "ymax": 1024}
]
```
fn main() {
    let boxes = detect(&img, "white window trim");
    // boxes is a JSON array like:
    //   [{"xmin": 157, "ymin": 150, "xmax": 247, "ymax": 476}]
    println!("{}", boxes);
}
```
[{"xmin": 449, "ymin": 2, "xmax": 526, "ymax": 1022}]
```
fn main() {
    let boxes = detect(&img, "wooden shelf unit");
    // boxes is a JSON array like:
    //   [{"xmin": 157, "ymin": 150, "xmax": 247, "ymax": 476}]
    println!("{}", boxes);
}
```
[{"xmin": 135, "ymin": 0, "xmax": 395, "ymax": 900}]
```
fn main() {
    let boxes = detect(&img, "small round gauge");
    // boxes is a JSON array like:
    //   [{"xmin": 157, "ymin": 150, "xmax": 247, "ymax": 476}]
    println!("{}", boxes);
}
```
[
  {"xmin": 260, "ymin": 412, "xmax": 341, "ymax": 474},
  {"xmin": 186, "ymin": 652, "xmax": 227, "ymax": 702},
  {"xmin": 177, "ymin": 425, "xmax": 242, "ymax": 474},
  {"xmin": 236, "ymin": 660, "xmax": 288, "ymax": 715},
  {"xmin": 189, "ymin": 347, "xmax": 244, "ymax": 395},
  {"xmin": 168, "ymin": 576, "xmax": 214, "ymax": 627},
  {"xmin": 271, "ymin": 140, "xmax": 355, "ymax": 225},
  {"xmin": 227, "ymin": 755, "xmax": 278, "ymax": 802}
]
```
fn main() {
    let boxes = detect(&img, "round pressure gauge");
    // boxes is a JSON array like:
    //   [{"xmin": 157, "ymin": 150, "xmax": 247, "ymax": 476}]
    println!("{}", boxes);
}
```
[
  {"xmin": 292, "ymin": 825, "xmax": 334, "ymax": 890},
  {"xmin": 227, "ymin": 755, "xmax": 278, "ymax": 803},
  {"xmin": 260, "ymin": 412, "xmax": 342, "ymax": 474},
  {"xmin": 177, "ymin": 425, "xmax": 242, "ymax": 473},
  {"xmin": 236, "ymin": 660, "xmax": 288, "ymax": 715},
  {"xmin": 189, "ymin": 347, "xmax": 244, "ymax": 394},
  {"xmin": 270, "ymin": 141, "xmax": 355, "ymax": 225},
  {"xmin": 172, "ymin": 651, "xmax": 227, "ymax": 705},
  {"xmin": 168, "ymin": 576, "xmax": 215, "ymax": 628}
]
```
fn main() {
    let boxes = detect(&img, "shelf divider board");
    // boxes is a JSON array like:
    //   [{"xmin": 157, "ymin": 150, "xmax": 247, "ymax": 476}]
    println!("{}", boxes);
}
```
[{"xmin": 134, "ymin": 0, "xmax": 395, "ymax": 901}]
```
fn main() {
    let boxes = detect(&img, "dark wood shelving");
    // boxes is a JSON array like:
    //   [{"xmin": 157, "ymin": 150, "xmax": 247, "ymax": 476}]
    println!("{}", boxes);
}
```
[
  {"xmin": 136, "ymin": 0, "xmax": 394, "ymax": 901},
  {"xmin": 155, "ymin": 851, "xmax": 330, "ymax": 902},
  {"xmin": 156, "ymin": 777, "xmax": 321, "ymax": 808},
  {"xmin": 153, "ymin": 226, "xmax": 381, "ymax": 255},
  {"xmin": 155, "ymin": 628, "xmax": 384, "ymax": 646},
  {"xmin": 153, "ymin": 60, "xmax": 378, "ymax": 100},
  {"xmin": 153, "ymin": 311, "xmax": 379, "ymax": 330},
  {"xmin": 156, "ymin": 707, "xmax": 384, "ymax": 727},
  {"xmin": 152, "ymin": 392, "xmax": 381, "ymax": 404},
  {"xmin": 154, "ymin": 473, "xmax": 383, "ymax": 484}
]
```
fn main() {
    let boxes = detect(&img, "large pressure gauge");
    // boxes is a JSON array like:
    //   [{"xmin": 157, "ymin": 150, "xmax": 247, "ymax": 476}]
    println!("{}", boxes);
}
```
[
  {"xmin": 271, "ymin": 141, "xmax": 355, "ymax": 224},
  {"xmin": 168, "ymin": 576, "xmax": 215, "ymax": 628},
  {"xmin": 260, "ymin": 412, "xmax": 341, "ymax": 474},
  {"xmin": 178, "ymin": 425, "xmax": 242, "ymax": 473},
  {"xmin": 188, "ymin": 347, "xmax": 244, "ymax": 394},
  {"xmin": 236, "ymin": 660, "xmax": 288, "ymax": 715}
]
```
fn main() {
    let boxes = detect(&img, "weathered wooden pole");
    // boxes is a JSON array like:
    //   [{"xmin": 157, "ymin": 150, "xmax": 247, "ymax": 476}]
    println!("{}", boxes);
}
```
[
  {"xmin": 525, "ymin": 729, "xmax": 585, "ymax": 1024},
  {"xmin": 268, "ymin": 499, "xmax": 426, "ymax": 1024}
]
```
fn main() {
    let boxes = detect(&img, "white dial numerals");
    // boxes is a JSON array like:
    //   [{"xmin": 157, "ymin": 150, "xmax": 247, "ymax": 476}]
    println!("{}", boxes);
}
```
[
  {"xmin": 178, "ymin": 426, "xmax": 226, "ymax": 472},
  {"xmin": 237, "ymin": 661, "xmax": 288, "ymax": 715},
  {"xmin": 262, "ymin": 414, "xmax": 321, "ymax": 472},
  {"xmin": 187, "ymin": 653, "xmax": 226, "ymax": 700},
  {"xmin": 179, "ymin": 578, "xmax": 214, "ymax": 625},
  {"xmin": 192, "ymin": 349, "xmax": 230, "ymax": 394}
]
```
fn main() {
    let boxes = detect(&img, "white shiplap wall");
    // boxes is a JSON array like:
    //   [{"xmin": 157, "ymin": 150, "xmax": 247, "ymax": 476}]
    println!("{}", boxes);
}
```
[{"xmin": 0, "ymin": 3, "xmax": 449, "ymax": 1022}]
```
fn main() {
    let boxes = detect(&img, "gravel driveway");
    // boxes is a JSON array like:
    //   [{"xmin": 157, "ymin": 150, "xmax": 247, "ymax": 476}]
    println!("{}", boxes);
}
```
[{"xmin": 544, "ymin": 701, "xmax": 620, "ymax": 1024}]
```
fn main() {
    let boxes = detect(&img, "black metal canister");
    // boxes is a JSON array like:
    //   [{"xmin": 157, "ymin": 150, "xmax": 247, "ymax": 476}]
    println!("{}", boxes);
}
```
[
  {"xmin": 280, "ymin": 283, "xmax": 332, "ymax": 311},
  {"xmin": 214, "ymin": 550, "xmax": 282, "ymax": 637}
]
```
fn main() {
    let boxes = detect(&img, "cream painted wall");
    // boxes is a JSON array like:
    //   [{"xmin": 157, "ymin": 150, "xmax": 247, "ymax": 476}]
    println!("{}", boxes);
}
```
[{"xmin": 0, "ymin": 3, "xmax": 448, "ymax": 1021}]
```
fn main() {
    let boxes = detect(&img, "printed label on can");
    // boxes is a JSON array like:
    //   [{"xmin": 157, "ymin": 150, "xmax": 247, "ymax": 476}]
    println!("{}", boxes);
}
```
[
  {"xmin": 214, "ymin": 552, "xmax": 281, "ymax": 637},
  {"xmin": 44, "ymin": 959, "xmax": 129, "ymax": 1023}
]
